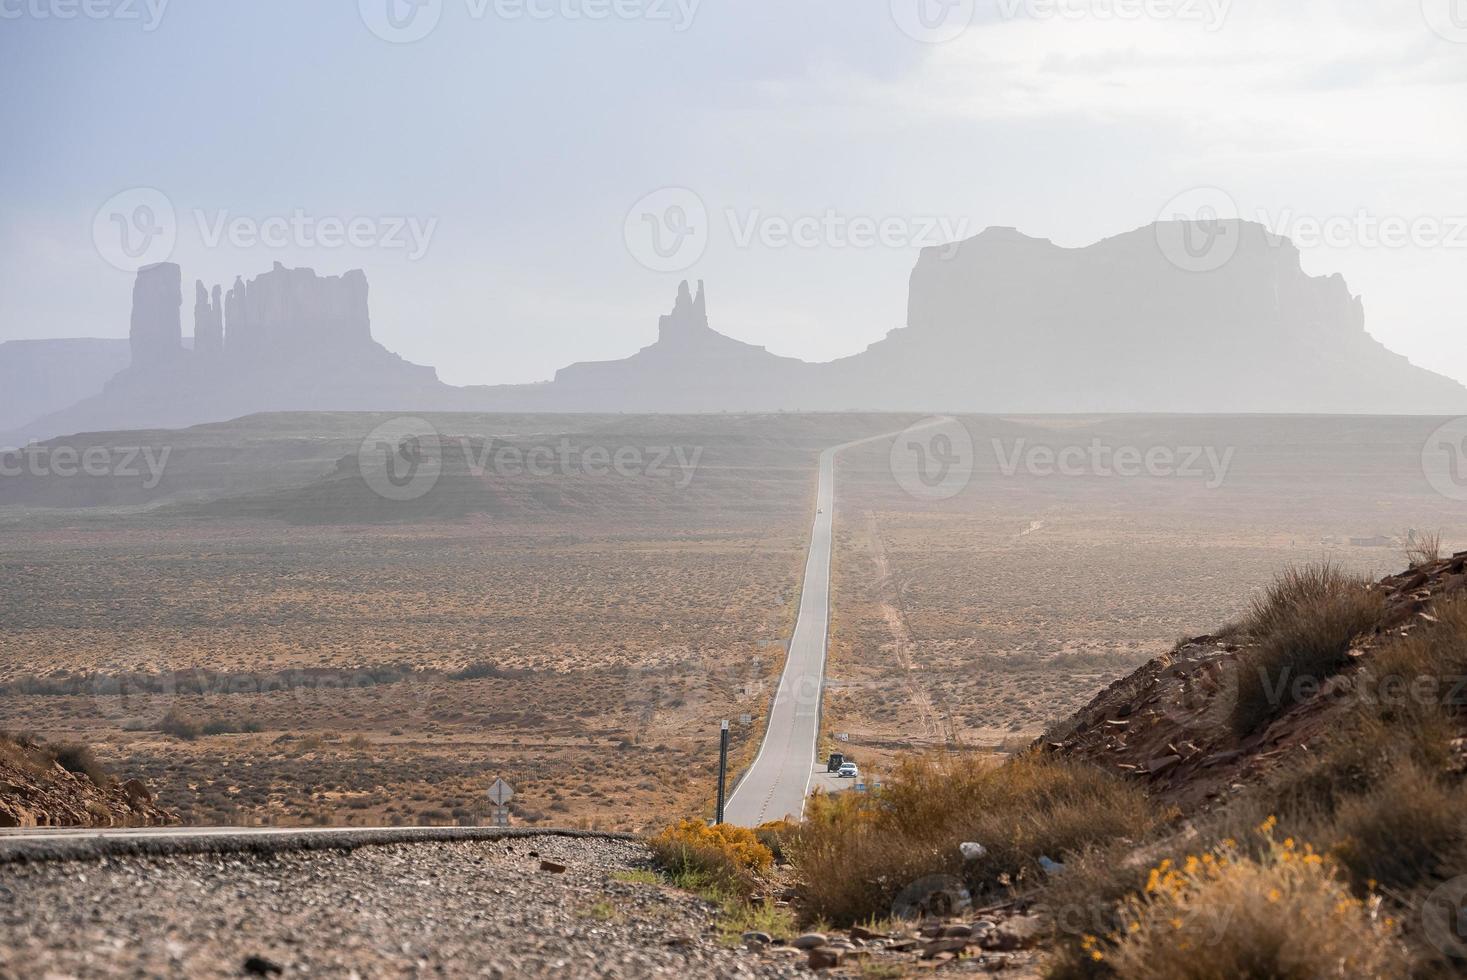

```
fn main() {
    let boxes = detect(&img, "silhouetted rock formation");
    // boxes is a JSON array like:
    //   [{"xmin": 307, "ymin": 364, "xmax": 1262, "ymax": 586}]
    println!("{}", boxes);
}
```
[
  {"xmin": 538, "ymin": 279, "xmax": 809, "ymax": 412},
  {"xmin": 193, "ymin": 281, "xmax": 223, "ymax": 359},
  {"xmin": 658, "ymin": 279, "xmax": 709, "ymax": 345},
  {"xmin": 814, "ymin": 221, "xmax": 1467, "ymax": 414},
  {"xmin": 222, "ymin": 262, "xmax": 373, "ymax": 364},
  {"xmin": 9, "ymin": 220, "xmax": 1465, "ymax": 445},
  {"xmin": 18, "ymin": 263, "xmax": 453, "ymax": 441},
  {"xmin": 129, "ymin": 262, "xmax": 183, "ymax": 368}
]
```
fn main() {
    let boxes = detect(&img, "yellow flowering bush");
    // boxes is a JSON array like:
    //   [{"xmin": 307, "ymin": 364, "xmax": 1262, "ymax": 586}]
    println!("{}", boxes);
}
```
[
  {"xmin": 1083, "ymin": 818, "xmax": 1403, "ymax": 979},
  {"xmin": 649, "ymin": 819, "xmax": 773, "ymax": 893}
]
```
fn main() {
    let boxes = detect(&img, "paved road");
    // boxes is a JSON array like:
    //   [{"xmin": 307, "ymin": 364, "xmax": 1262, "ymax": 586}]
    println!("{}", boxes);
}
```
[
  {"xmin": 724, "ymin": 422, "xmax": 944, "ymax": 826},
  {"xmin": 722, "ymin": 444, "xmax": 839, "ymax": 826}
]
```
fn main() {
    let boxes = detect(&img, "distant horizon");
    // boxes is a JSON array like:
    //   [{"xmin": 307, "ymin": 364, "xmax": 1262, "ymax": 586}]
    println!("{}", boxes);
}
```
[
  {"xmin": 3, "ymin": 2, "xmax": 1463, "ymax": 388},
  {"xmin": 11, "ymin": 215, "xmax": 1465, "ymax": 394}
]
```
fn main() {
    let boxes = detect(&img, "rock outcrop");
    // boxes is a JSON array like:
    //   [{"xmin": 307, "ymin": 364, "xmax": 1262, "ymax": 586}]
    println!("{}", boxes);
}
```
[
  {"xmin": 0, "ymin": 735, "xmax": 173, "ymax": 828},
  {"xmin": 16, "ymin": 263, "xmax": 453, "ymax": 442},
  {"xmin": 193, "ymin": 281, "xmax": 224, "ymax": 359},
  {"xmin": 657, "ymin": 279, "xmax": 710, "ymax": 345},
  {"xmin": 10, "ymin": 220, "xmax": 1466, "ymax": 443},
  {"xmin": 817, "ymin": 221, "xmax": 1467, "ymax": 414},
  {"xmin": 222, "ymin": 262, "xmax": 373, "ymax": 364},
  {"xmin": 128, "ymin": 262, "xmax": 183, "ymax": 369},
  {"xmin": 537, "ymin": 279, "xmax": 811, "ymax": 412}
]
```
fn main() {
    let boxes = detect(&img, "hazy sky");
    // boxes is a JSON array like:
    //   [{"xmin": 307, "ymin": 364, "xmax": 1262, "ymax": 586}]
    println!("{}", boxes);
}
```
[{"xmin": 2, "ymin": 0, "xmax": 1464, "ymax": 387}]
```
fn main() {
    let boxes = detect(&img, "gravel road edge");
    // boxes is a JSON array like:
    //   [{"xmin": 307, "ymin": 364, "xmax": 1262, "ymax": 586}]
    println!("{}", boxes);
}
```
[{"xmin": 0, "ymin": 827, "xmax": 641, "ymax": 866}]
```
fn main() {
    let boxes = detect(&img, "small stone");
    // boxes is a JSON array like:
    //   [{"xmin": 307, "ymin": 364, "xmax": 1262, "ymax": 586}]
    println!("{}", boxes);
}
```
[
  {"xmin": 792, "ymin": 933, "xmax": 828, "ymax": 950},
  {"xmin": 979, "ymin": 915, "xmax": 1044, "ymax": 951},
  {"xmin": 538, "ymin": 860, "xmax": 566, "ymax": 874},
  {"xmin": 937, "ymin": 924, "xmax": 973, "ymax": 939},
  {"xmin": 242, "ymin": 955, "xmax": 284, "ymax": 976},
  {"xmin": 807, "ymin": 947, "xmax": 842, "ymax": 970},
  {"xmin": 741, "ymin": 931, "xmax": 772, "ymax": 948},
  {"xmin": 921, "ymin": 937, "xmax": 970, "ymax": 958}
]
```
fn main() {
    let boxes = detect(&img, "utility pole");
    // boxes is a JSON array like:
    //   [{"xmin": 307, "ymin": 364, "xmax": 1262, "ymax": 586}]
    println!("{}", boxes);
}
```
[{"xmin": 716, "ymin": 719, "xmax": 730, "ymax": 824}]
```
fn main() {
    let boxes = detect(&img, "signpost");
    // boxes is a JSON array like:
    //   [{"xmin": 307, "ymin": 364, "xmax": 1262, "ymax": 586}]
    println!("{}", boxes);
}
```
[
  {"xmin": 486, "ymin": 779, "xmax": 513, "ymax": 827},
  {"xmin": 716, "ymin": 720, "xmax": 730, "ymax": 824}
]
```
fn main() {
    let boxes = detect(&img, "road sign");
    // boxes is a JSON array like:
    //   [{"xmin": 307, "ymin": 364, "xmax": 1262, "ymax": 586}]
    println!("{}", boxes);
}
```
[
  {"xmin": 834, "ymin": 733, "xmax": 849, "ymax": 742},
  {"xmin": 487, "ymin": 778, "xmax": 514, "ymax": 806},
  {"xmin": 739, "ymin": 713, "xmax": 752, "ymax": 725}
]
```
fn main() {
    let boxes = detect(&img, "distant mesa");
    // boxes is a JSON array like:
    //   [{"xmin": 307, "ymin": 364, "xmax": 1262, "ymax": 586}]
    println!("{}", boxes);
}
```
[
  {"xmin": 5, "ymin": 219, "xmax": 1465, "ymax": 444},
  {"xmin": 17, "ymin": 261, "xmax": 449, "ymax": 442}
]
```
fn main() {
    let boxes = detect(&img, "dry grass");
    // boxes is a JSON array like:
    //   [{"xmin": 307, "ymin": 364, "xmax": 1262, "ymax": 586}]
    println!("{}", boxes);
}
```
[
  {"xmin": 1049, "ymin": 586, "xmax": 1467, "ymax": 978},
  {"xmin": 1404, "ymin": 530, "xmax": 1444, "ymax": 569},
  {"xmin": 0, "ymin": 732, "xmax": 111, "ymax": 788},
  {"xmin": 791, "ymin": 752, "xmax": 1157, "ymax": 926},
  {"xmin": 1330, "ymin": 763, "xmax": 1466, "ymax": 891},
  {"xmin": 1231, "ymin": 563, "xmax": 1384, "ymax": 735},
  {"xmin": 649, "ymin": 818, "xmax": 773, "ymax": 896},
  {"xmin": 1083, "ymin": 822, "xmax": 1403, "ymax": 980}
]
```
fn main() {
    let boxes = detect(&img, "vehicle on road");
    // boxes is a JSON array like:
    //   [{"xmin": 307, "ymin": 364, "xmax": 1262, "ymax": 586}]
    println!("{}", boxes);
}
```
[
  {"xmin": 837, "ymin": 762, "xmax": 859, "ymax": 779},
  {"xmin": 826, "ymin": 752, "xmax": 846, "ymax": 773}
]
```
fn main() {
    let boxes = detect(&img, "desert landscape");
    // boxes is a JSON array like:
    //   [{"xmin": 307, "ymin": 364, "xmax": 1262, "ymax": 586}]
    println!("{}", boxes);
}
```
[{"xmin": 3, "ymin": 412, "xmax": 1460, "ymax": 834}]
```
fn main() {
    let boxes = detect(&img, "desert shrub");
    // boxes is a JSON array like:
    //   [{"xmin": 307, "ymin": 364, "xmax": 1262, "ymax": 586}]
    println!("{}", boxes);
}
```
[
  {"xmin": 754, "ymin": 819, "xmax": 797, "ymax": 864},
  {"xmin": 1240, "ymin": 563, "xmax": 1374, "ymax": 640},
  {"xmin": 1404, "ymin": 530, "xmax": 1443, "ymax": 569},
  {"xmin": 48, "ymin": 742, "xmax": 111, "ymax": 787},
  {"xmin": 1232, "ymin": 565, "xmax": 1383, "ymax": 734},
  {"xmin": 1042, "ymin": 843, "xmax": 1156, "ymax": 980},
  {"xmin": 1329, "ymin": 762, "xmax": 1467, "ymax": 892},
  {"xmin": 201, "ymin": 718, "xmax": 262, "ymax": 736},
  {"xmin": 159, "ymin": 709, "xmax": 202, "ymax": 740},
  {"xmin": 649, "ymin": 818, "xmax": 773, "ymax": 895},
  {"xmin": 1084, "ymin": 821, "xmax": 1402, "ymax": 980},
  {"xmin": 791, "ymin": 752, "xmax": 1156, "ymax": 926}
]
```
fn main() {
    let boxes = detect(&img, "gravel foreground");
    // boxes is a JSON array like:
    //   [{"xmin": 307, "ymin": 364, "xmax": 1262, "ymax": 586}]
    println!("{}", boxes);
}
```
[{"xmin": 0, "ymin": 835, "xmax": 804, "ymax": 979}]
